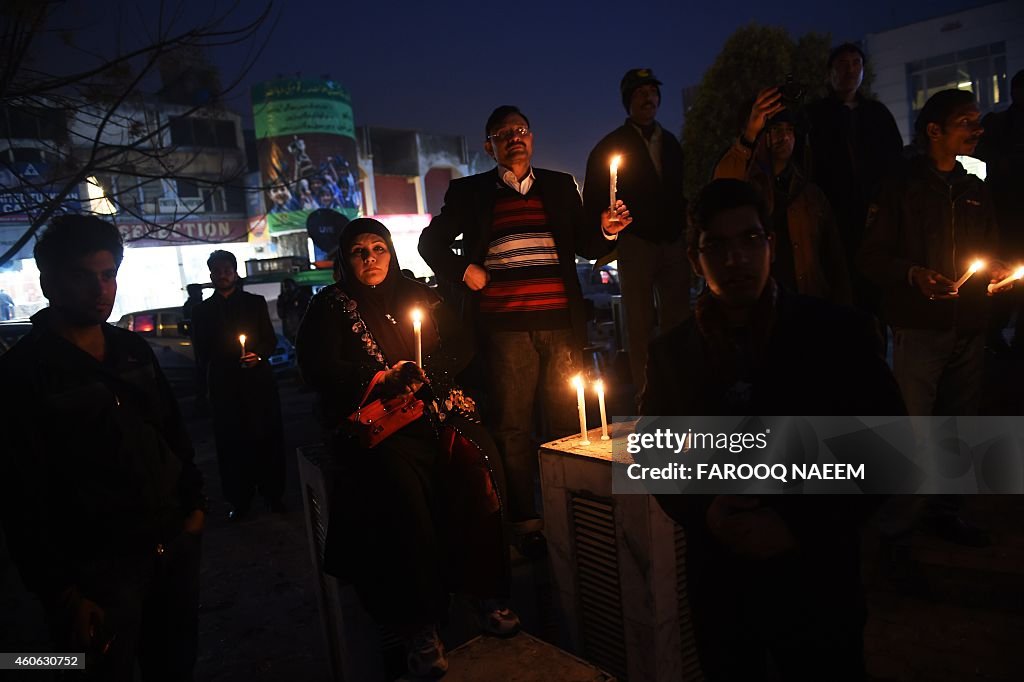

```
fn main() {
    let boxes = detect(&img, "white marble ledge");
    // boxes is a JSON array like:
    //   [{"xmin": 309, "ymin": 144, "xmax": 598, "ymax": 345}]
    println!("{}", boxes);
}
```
[{"xmin": 539, "ymin": 420, "xmax": 639, "ymax": 462}]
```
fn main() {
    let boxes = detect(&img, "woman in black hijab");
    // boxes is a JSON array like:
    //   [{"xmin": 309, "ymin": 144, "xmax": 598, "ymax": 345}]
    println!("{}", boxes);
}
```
[{"xmin": 296, "ymin": 218, "xmax": 516, "ymax": 679}]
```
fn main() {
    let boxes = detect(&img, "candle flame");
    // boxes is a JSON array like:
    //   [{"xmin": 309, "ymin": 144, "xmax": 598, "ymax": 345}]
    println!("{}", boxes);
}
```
[
  {"xmin": 594, "ymin": 379, "xmax": 605, "ymax": 394},
  {"xmin": 1014, "ymin": 267, "xmax": 1024, "ymax": 280},
  {"xmin": 969, "ymin": 259, "xmax": 985, "ymax": 273},
  {"xmin": 238, "ymin": 334, "xmax": 246, "ymax": 345},
  {"xmin": 572, "ymin": 373, "xmax": 584, "ymax": 390},
  {"xmin": 411, "ymin": 308, "xmax": 423, "ymax": 323},
  {"xmin": 610, "ymin": 155, "xmax": 621, "ymax": 172}
]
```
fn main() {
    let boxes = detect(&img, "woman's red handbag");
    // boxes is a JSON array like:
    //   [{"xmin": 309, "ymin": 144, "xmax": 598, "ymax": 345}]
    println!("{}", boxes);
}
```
[{"xmin": 346, "ymin": 370, "xmax": 424, "ymax": 448}]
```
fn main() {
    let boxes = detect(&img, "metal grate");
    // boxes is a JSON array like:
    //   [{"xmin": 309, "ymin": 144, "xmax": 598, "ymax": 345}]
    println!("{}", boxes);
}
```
[
  {"xmin": 571, "ymin": 494, "xmax": 628, "ymax": 680},
  {"xmin": 674, "ymin": 523, "xmax": 703, "ymax": 681}
]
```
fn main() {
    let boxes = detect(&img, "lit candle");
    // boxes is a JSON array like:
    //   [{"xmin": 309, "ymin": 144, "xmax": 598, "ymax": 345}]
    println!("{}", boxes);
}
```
[
  {"xmin": 411, "ymin": 308, "xmax": 423, "ymax": 366},
  {"xmin": 609, "ymin": 155, "xmax": 621, "ymax": 212},
  {"xmin": 238, "ymin": 334, "xmax": 246, "ymax": 358},
  {"xmin": 594, "ymin": 379, "xmax": 610, "ymax": 441},
  {"xmin": 988, "ymin": 266, "xmax": 1024, "ymax": 294},
  {"xmin": 572, "ymin": 374, "xmax": 590, "ymax": 445},
  {"xmin": 954, "ymin": 259, "xmax": 985, "ymax": 290}
]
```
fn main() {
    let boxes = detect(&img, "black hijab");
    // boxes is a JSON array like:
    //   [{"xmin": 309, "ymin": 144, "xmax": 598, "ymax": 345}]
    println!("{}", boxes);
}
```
[{"xmin": 337, "ymin": 218, "xmax": 439, "ymax": 365}]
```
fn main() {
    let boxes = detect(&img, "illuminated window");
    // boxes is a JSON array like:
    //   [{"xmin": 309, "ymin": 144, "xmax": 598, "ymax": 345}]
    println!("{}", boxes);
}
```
[{"xmin": 906, "ymin": 43, "xmax": 1006, "ymax": 123}]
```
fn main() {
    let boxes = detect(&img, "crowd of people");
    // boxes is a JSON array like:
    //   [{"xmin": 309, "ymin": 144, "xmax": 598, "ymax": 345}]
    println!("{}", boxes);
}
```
[{"xmin": 0, "ymin": 39, "xmax": 1021, "ymax": 681}]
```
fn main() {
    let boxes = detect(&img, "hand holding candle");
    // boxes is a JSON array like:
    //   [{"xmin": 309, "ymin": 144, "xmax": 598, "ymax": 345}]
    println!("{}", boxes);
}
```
[
  {"xmin": 572, "ymin": 374, "xmax": 590, "ymax": 445},
  {"xmin": 954, "ymin": 259, "xmax": 986, "ymax": 290},
  {"xmin": 594, "ymin": 379, "xmax": 609, "ymax": 441},
  {"xmin": 609, "ymin": 155, "xmax": 621, "ymax": 213},
  {"xmin": 411, "ymin": 308, "xmax": 423, "ymax": 366},
  {"xmin": 988, "ymin": 266, "xmax": 1024, "ymax": 294}
]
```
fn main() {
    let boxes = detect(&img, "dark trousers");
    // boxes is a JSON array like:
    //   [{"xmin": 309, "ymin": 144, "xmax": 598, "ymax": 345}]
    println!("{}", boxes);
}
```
[
  {"xmin": 211, "ymin": 376, "xmax": 286, "ymax": 510},
  {"xmin": 48, "ymin": 533, "xmax": 202, "ymax": 682},
  {"xmin": 483, "ymin": 329, "xmax": 578, "ymax": 530},
  {"xmin": 326, "ymin": 416, "xmax": 507, "ymax": 630}
]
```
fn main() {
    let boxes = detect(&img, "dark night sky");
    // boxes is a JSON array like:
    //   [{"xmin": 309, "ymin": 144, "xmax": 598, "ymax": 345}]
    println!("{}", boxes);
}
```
[{"xmin": 89, "ymin": 0, "xmax": 990, "ymax": 179}]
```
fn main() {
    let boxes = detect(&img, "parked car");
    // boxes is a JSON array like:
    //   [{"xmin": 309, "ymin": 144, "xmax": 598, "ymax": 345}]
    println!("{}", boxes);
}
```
[
  {"xmin": 0, "ymin": 320, "xmax": 32, "ymax": 356},
  {"xmin": 576, "ymin": 260, "xmax": 620, "ymax": 321},
  {"xmin": 116, "ymin": 307, "xmax": 297, "ymax": 376}
]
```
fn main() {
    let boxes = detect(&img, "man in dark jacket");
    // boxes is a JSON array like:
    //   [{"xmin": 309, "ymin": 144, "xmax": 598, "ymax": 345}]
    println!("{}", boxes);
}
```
[
  {"xmin": 583, "ymin": 69, "xmax": 689, "ymax": 393},
  {"xmin": 976, "ymin": 70, "xmax": 1024, "ymax": 358},
  {"xmin": 860, "ymin": 89, "xmax": 1007, "ymax": 417},
  {"xmin": 0, "ymin": 215, "xmax": 205, "ymax": 680},
  {"xmin": 860, "ymin": 90, "xmax": 1007, "ymax": 548},
  {"xmin": 643, "ymin": 179, "xmax": 904, "ymax": 680},
  {"xmin": 806, "ymin": 43, "xmax": 904, "ymax": 315},
  {"xmin": 419, "ymin": 105, "xmax": 630, "ymax": 556},
  {"xmin": 191, "ymin": 250, "xmax": 286, "ymax": 520}
]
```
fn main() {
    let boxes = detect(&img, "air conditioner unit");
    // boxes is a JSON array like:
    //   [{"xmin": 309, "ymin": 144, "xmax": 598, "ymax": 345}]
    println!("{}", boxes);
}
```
[
  {"xmin": 158, "ymin": 197, "xmax": 204, "ymax": 214},
  {"xmin": 540, "ymin": 428, "xmax": 703, "ymax": 681}
]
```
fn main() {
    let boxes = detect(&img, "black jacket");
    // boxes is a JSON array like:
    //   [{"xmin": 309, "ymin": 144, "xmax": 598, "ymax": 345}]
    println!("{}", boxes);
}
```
[
  {"xmin": 641, "ymin": 290, "xmax": 904, "ymax": 417},
  {"xmin": 418, "ymin": 167, "xmax": 612, "ymax": 349},
  {"xmin": 191, "ymin": 289, "xmax": 278, "ymax": 402},
  {"xmin": 806, "ymin": 93, "xmax": 904, "ymax": 248},
  {"xmin": 0, "ymin": 312, "xmax": 203, "ymax": 599},
  {"xmin": 641, "ymin": 292, "xmax": 904, "ymax": 627},
  {"xmin": 582, "ymin": 121, "xmax": 686, "ymax": 244},
  {"xmin": 859, "ymin": 157, "xmax": 999, "ymax": 333}
]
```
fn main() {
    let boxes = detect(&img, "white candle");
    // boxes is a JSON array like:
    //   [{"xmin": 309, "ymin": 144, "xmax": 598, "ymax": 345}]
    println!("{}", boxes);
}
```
[
  {"xmin": 238, "ymin": 334, "xmax": 246, "ymax": 358},
  {"xmin": 411, "ymin": 308, "xmax": 423, "ymax": 366},
  {"xmin": 988, "ymin": 266, "xmax": 1024, "ymax": 294},
  {"xmin": 572, "ymin": 374, "xmax": 590, "ymax": 445},
  {"xmin": 609, "ymin": 155, "xmax": 621, "ymax": 211},
  {"xmin": 954, "ymin": 259, "xmax": 985, "ymax": 290},
  {"xmin": 594, "ymin": 379, "xmax": 610, "ymax": 441}
]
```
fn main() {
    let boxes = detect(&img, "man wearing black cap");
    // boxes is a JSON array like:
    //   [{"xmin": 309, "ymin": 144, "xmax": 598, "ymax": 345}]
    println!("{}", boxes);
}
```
[
  {"xmin": 583, "ymin": 68, "xmax": 688, "ymax": 397},
  {"xmin": 714, "ymin": 87, "xmax": 851, "ymax": 304},
  {"xmin": 860, "ymin": 89, "xmax": 1007, "ymax": 545},
  {"xmin": 806, "ymin": 43, "xmax": 903, "ymax": 315}
]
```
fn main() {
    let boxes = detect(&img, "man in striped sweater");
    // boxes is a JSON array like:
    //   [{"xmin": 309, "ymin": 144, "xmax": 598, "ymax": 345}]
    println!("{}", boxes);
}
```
[{"xmin": 420, "ymin": 105, "xmax": 631, "ymax": 557}]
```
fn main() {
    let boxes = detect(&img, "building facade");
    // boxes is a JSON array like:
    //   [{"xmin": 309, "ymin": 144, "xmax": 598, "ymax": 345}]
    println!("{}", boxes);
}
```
[{"xmin": 865, "ymin": 1, "xmax": 1024, "ymax": 144}]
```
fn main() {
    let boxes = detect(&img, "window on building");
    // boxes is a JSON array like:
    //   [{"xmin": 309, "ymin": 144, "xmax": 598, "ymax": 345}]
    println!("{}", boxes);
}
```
[
  {"xmin": 168, "ymin": 116, "xmax": 238, "ymax": 149},
  {"xmin": 176, "ymin": 178, "xmax": 201, "ymax": 198},
  {"xmin": 10, "ymin": 148, "xmax": 45, "ymax": 164},
  {"xmin": 0, "ymin": 106, "xmax": 65, "ymax": 140},
  {"xmin": 906, "ymin": 43, "xmax": 1007, "ymax": 124}
]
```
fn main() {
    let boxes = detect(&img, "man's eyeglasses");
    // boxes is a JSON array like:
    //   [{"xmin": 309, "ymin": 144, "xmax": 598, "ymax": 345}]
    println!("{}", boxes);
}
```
[
  {"xmin": 697, "ymin": 230, "xmax": 770, "ymax": 258},
  {"xmin": 487, "ymin": 126, "xmax": 531, "ymax": 142}
]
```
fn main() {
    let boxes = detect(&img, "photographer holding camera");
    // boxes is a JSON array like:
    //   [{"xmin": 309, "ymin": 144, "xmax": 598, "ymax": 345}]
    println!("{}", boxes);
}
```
[{"xmin": 714, "ymin": 86, "xmax": 851, "ymax": 305}]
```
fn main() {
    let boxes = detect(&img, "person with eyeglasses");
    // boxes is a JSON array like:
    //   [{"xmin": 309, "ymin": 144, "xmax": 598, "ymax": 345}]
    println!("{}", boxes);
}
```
[
  {"xmin": 642, "ymin": 178, "xmax": 904, "ymax": 680},
  {"xmin": 419, "ymin": 105, "xmax": 631, "ymax": 560},
  {"xmin": 860, "ymin": 89, "xmax": 1009, "ymax": 548},
  {"xmin": 714, "ymin": 97, "xmax": 851, "ymax": 307},
  {"xmin": 583, "ymin": 68, "xmax": 689, "ymax": 401}
]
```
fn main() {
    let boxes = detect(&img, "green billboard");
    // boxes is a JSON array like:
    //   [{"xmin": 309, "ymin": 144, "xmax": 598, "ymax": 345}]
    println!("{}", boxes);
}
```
[{"xmin": 252, "ymin": 79, "xmax": 361, "ymax": 235}]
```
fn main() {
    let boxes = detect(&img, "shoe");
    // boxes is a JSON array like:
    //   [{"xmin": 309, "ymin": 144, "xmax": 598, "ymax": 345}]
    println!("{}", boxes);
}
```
[
  {"xmin": 267, "ymin": 498, "xmax": 287, "ymax": 514},
  {"xmin": 515, "ymin": 531, "xmax": 548, "ymax": 560},
  {"xmin": 932, "ymin": 515, "xmax": 991, "ymax": 548},
  {"xmin": 475, "ymin": 598, "xmax": 520, "ymax": 637},
  {"xmin": 405, "ymin": 625, "xmax": 447, "ymax": 678}
]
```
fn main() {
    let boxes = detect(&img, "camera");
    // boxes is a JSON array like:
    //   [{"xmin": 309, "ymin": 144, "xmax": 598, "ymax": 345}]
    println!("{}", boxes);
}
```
[{"xmin": 778, "ymin": 73, "xmax": 806, "ymax": 106}]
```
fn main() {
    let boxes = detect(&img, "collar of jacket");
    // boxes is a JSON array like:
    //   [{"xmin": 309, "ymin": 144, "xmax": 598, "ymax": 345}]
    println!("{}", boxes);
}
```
[{"xmin": 908, "ymin": 155, "xmax": 978, "ymax": 198}]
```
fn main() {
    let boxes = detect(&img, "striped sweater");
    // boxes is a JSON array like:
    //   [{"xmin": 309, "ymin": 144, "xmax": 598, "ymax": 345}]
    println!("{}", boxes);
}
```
[{"xmin": 478, "ymin": 186, "xmax": 571, "ymax": 331}]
